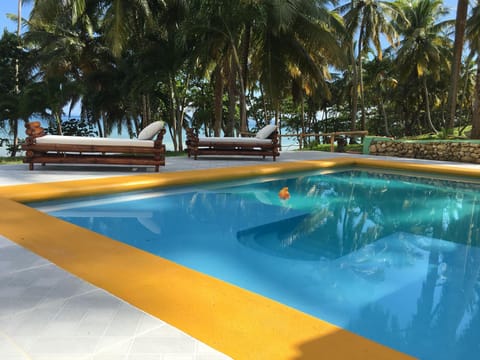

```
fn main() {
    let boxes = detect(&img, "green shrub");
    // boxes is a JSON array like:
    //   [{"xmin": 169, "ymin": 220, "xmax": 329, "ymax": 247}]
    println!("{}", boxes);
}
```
[{"xmin": 47, "ymin": 118, "xmax": 98, "ymax": 137}]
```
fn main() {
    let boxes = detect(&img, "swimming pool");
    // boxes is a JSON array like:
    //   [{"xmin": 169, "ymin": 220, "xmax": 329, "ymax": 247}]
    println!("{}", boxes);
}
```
[{"xmin": 31, "ymin": 168, "xmax": 480, "ymax": 359}]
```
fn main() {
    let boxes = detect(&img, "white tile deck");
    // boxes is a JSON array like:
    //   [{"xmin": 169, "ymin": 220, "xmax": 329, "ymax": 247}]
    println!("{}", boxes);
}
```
[
  {"xmin": 1, "ymin": 151, "xmax": 479, "ymax": 359},
  {"xmin": 0, "ymin": 236, "xmax": 230, "ymax": 360}
]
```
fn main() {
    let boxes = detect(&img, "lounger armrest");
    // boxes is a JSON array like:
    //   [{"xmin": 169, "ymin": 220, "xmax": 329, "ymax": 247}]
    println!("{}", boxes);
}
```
[
  {"xmin": 270, "ymin": 129, "xmax": 279, "ymax": 141},
  {"xmin": 186, "ymin": 128, "xmax": 199, "ymax": 142},
  {"xmin": 153, "ymin": 128, "xmax": 167, "ymax": 147},
  {"xmin": 24, "ymin": 121, "xmax": 46, "ymax": 145}
]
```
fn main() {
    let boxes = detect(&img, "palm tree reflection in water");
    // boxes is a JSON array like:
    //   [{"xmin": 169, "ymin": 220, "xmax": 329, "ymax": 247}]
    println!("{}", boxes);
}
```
[{"xmin": 238, "ymin": 170, "xmax": 480, "ymax": 359}]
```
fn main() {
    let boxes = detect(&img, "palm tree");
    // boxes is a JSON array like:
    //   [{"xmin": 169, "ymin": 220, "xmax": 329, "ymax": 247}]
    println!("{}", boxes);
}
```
[
  {"xmin": 394, "ymin": 0, "xmax": 452, "ymax": 134},
  {"xmin": 4, "ymin": 0, "xmax": 34, "ymax": 156},
  {"xmin": 0, "ymin": 30, "xmax": 33, "ymax": 156},
  {"xmin": 363, "ymin": 56, "xmax": 398, "ymax": 136},
  {"xmin": 337, "ymin": 0, "xmax": 403, "ymax": 131},
  {"xmin": 187, "ymin": 0, "xmax": 254, "ymax": 134},
  {"xmin": 26, "ymin": 0, "xmax": 165, "ymax": 138},
  {"xmin": 446, "ymin": 0, "xmax": 470, "ymax": 133},
  {"xmin": 468, "ymin": 1, "xmax": 480, "ymax": 138},
  {"xmin": 26, "ymin": 0, "xmax": 103, "ymax": 134},
  {"xmin": 253, "ymin": 0, "xmax": 345, "ymax": 128},
  {"xmin": 189, "ymin": 0, "xmax": 344, "ymax": 137},
  {"xmin": 100, "ymin": 0, "xmax": 155, "ymax": 57}
]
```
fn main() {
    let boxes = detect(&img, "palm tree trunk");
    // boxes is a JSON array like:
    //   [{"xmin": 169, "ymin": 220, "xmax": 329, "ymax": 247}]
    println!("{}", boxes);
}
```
[
  {"xmin": 423, "ymin": 76, "xmax": 438, "ymax": 133},
  {"xmin": 141, "ymin": 94, "xmax": 147, "ymax": 128},
  {"xmin": 227, "ymin": 57, "xmax": 236, "ymax": 137},
  {"xmin": 349, "ymin": 43, "xmax": 358, "ymax": 131},
  {"xmin": 274, "ymin": 103, "xmax": 280, "ymax": 127},
  {"xmin": 241, "ymin": 22, "xmax": 250, "ymax": 97},
  {"xmin": 96, "ymin": 117, "xmax": 104, "ymax": 138},
  {"xmin": 379, "ymin": 98, "xmax": 391, "ymax": 137},
  {"xmin": 176, "ymin": 105, "xmax": 185, "ymax": 151},
  {"xmin": 172, "ymin": 80, "xmax": 185, "ymax": 151},
  {"xmin": 260, "ymin": 86, "xmax": 268, "ymax": 125},
  {"xmin": 447, "ymin": 0, "xmax": 469, "ymax": 132},
  {"xmin": 55, "ymin": 112, "xmax": 63, "ymax": 135},
  {"xmin": 240, "ymin": 22, "xmax": 251, "ymax": 134},
  {"xmin": 213, "ymin": 65, "xmax": 223, "ymax": 137},
  {"xmin": 168, "ymin": 76, "xmax": 178, "ymax": 151},
  {"xmin": 11, "ymin": 0, "xmax": 22, "ymax": 157},
  {"xmin": 16, "ymin": 0, "xmax": 21, "ymax": 95},
  {"xmin": 10, "ymin": 120, "xmax": 19, "ymax": 157},
  {"xmin": 146, "ymin": 94, "xmax": 151, "ymax": 125},
  {"xmin": 359, "ymin": 59, "xmax": 366, "ymax": 131},
  {"xmin": 176, "ymin": 73, "xmax": 190, "ymax": 151},
  {"xmin": 471, "ymin": 61, "xmax": 480, "ymax": 139},
  {"xmin": 229, "ymin": 40, "xmax": 247, "ymax": 132},
  {"xmin": 301, "ymin": 99, "xmax": 305, "ymax": 149},
  {"xmin": 357, "ymin": 33, "xmax": 366, "ymax": 131}
]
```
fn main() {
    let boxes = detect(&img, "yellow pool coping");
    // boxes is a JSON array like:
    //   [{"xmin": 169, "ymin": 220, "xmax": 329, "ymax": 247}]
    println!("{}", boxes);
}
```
[{"xmin": 2, "ymin": 157, "xmax": 478, "ymax": 359}]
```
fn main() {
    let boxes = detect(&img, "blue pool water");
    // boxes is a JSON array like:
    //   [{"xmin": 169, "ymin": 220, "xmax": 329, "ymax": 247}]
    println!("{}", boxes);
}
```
[{"xmin": 31, "ymin": 169, "xmax": 480, "ymax": 359}]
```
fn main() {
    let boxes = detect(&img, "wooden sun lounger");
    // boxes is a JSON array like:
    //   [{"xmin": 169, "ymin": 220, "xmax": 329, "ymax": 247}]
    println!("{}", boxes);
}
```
[
  {"xmin": 186, "ymin": 126, "xmax": 280, "ymax": 161},
  {"xmin": 22, "ymin": 122, "xmax": 166, "ymax": 172}
]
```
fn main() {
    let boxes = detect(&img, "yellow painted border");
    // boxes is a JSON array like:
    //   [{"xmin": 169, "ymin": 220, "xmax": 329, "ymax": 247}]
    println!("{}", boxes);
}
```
[
  {"xmin": 3, "ymin": 157, "xmax": 479, "ymax": 203},
  {"xmin": 3, "ymin": 157, "xmax": 476, "ymax": 359}
]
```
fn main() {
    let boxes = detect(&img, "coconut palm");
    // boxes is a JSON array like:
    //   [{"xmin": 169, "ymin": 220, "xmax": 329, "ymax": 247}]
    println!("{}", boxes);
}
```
[
  {"xmin": 187, "ymin": 0, "xmax": 258, "ymax": 134},
  {"xmin": 468, "ymin": 1, "xmax": 480, "ymax": 138},
  {"xmin": 394, "ymin": 0, "xmax": 452, "ymax": 134},
  {"xmin": 2, "ymin": 0, "xmax": 34, "ymax": 156},
  {"xmin": 26, "ymin": 0, "xmax": 107, "ymax": 134},
  {"xmin": 252, "ymin": 0, "xmax": 345, "ymax": 128},
  {"xmin": 337, "ymin": 0, "xmax": 403, "ymax": 131},
  {"xmin": 0, "ymin": 30, "xmax": 34, "ymax": 156},
  {"xmin": 97, "ymin": 0, "xmax": 156, "ymax": 57},
  {"xmin": 189, "ymin": 0, "xmax": 344, "ymax": 136},
  {"xmin": 446, "ymin": 0, "xmax": 470, "ymax": 132},
  {"xmin": 363, "ymin": 55, "xmax": 398, "ymax": 136}
]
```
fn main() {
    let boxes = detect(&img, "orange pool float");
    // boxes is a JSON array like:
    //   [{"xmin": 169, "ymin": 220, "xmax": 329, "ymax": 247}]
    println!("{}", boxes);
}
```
[{"xmin": 278, "ymin": 187, "xmax": 290, "ymax": 200}]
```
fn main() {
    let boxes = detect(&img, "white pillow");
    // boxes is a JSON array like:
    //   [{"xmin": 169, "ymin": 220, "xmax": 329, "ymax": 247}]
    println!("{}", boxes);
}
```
[
  {"xmin": 137, "ymin": 121, "xmax": 165, "ymax": 140},
  {"xmin": 255, "ymin": 124, "xmax": 277, "ymax": 139}
]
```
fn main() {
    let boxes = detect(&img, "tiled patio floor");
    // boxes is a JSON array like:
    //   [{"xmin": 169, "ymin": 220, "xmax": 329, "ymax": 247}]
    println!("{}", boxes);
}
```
[{"xmin": 0, "ymin": 236, "xmax": 229, "ymax": 360}]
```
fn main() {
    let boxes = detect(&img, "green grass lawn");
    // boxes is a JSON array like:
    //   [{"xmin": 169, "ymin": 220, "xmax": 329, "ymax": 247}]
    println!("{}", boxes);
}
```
[
  {"xmin": 306, "ymin": 143, "xmax": 364, "ymax": 153},
  {"xmin": 0, "ymin": 157, "xmax": 24, "ymax": 165},
  {"xmin": 402, "ymin": 125, "xmax": 471, "ymax": 140}
]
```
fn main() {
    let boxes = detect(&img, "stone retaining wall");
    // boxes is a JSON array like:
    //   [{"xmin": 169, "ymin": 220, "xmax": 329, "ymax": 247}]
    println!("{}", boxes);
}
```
[{"xmin": 369, "ymin": 140, "xmax": 480, "ymax": 164}]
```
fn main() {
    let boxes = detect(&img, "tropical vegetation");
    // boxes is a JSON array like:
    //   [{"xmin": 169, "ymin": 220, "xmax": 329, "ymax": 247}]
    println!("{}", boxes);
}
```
[{"xmin": 0, "ymin": 0, "xmax": 479, "ymax": 156}]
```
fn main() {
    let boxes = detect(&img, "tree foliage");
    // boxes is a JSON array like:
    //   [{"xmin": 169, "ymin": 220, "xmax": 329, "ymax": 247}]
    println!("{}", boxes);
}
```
[{"xmin": 0, "ymin": 0, "xmax": 478, "ymax": 154}]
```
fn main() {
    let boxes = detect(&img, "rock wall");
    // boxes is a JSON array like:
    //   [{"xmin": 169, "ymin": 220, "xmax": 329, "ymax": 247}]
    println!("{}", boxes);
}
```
[{"xmin": 369, "ymin": 140, "xmax": 480, "ymax": 164}]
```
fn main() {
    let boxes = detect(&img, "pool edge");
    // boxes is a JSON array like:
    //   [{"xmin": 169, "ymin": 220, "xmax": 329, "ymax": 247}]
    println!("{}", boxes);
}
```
[{"xmin": 2, "ymin": 157, "xmax": 479, "ymax": 203}]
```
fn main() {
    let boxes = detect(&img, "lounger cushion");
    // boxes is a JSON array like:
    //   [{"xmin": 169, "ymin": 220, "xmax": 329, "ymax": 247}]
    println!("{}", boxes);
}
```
[
  {"xmin": 137, "ymin": 121, "xmax": 165, "ymax": 140},
  {"xmin": 255, "ymin": 124, "xmax": 277, "ymax": 139},
  {"xmin": 197, "ymin": 137, "xmax": 272, "ymax": 146},
  {"xmin": 36, "ymin": 135, "xmax": 155, "ymax": 148}
]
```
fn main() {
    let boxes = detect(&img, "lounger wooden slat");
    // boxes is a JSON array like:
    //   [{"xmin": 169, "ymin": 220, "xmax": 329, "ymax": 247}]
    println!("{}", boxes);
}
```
[
  {"xmin": 26, "ymin": 143, "xmax": 164, "ymax": 154},
  {"xmin": 28, "ymin": 154, "xmax": 164, "ymax": 166}
]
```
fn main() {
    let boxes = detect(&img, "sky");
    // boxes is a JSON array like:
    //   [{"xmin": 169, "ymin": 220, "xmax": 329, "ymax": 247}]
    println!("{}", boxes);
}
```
[{"xmin": 0, "ymin": 1, "xmax": 33, "ymax": 34}]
